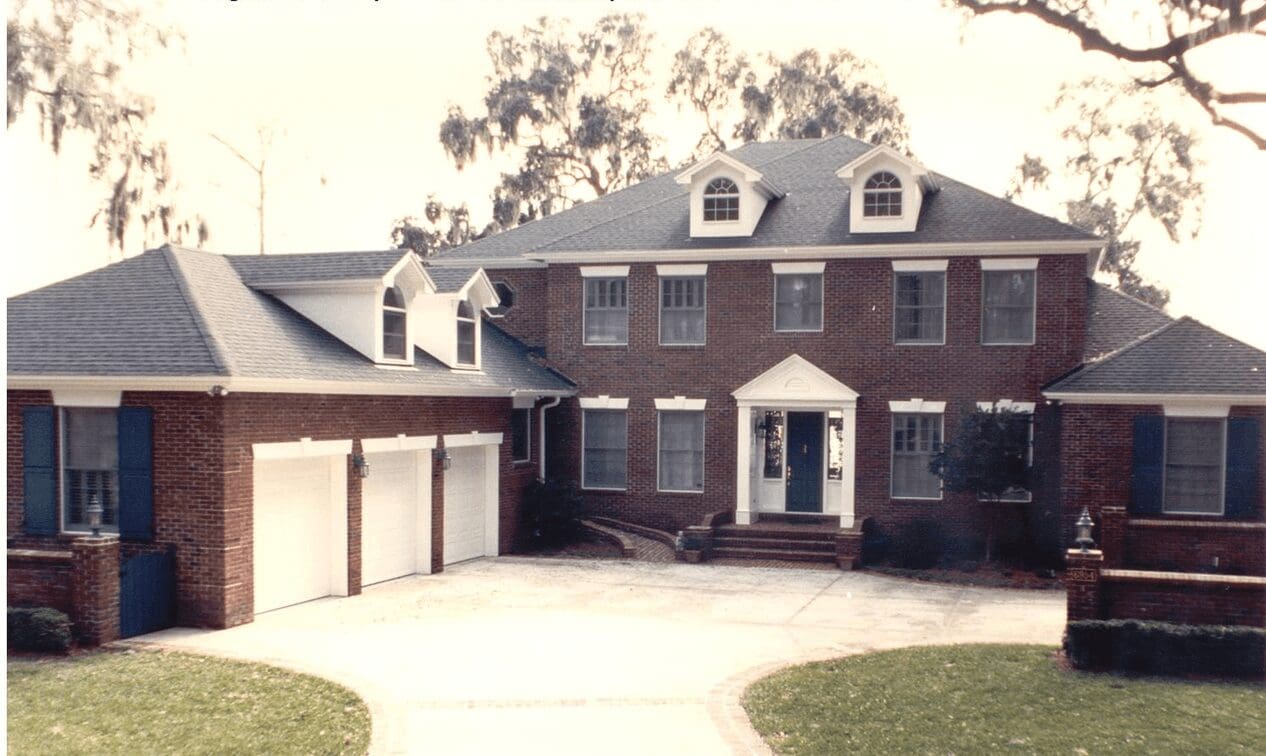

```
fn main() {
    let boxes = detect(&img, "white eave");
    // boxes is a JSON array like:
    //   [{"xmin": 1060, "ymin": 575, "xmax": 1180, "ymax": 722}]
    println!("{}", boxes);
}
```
[
  {"xmin": 836, "ymin": 145, "xmax": 939, "ymax": 193},
  {"xmin": 674, "ymin": 152, "xmax": 785, "ymax": 198},
  {"xmin": 7, "ymin": 373, "xmax": 576, "ymax": 398}
]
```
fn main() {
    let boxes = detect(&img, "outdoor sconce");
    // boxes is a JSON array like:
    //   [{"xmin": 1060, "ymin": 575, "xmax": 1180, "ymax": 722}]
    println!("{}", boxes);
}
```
[
  {"xmin": 1074, "ymin": 507, "xmax": 1095, "ymax": 553},
  {"xmin": 86, "ymin": 494, "xmax": 104, "ymax": 538},
  {"xmin": 352, "ymin": 454, "xmax": 371, "ymax": 479},
  {"xmin": 755, "ymin": 418, "xmax": 767, "ymax": 439},
  {"xmin": 434, "ymin": 448, "xmax": 451, "ymax": 470}
]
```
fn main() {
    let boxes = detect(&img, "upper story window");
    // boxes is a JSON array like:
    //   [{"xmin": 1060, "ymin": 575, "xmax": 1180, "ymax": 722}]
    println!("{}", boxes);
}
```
[
  {"xmin": 982, "ymin": 269, "xmax": 1036, "ymax": 345},
  {"xmin": 894, "ymin": 270, "xmax": 946, "ymax": 345},
  {"xmin": 702, "ymin": 178, "xmax": 740, "ymax": 222},
  {"xmin": 774, "ymin": 272, "xmax": 823, "ymax": 332},
  {"xmin": 62, "ymin": 407, "xmax": 119, "ymax": 532},
  {"xmin": 584, "ymin": 277, "xmax": 628, "ymax": 345},
  {"xmin": 456, "ymin": 300, "xmax": 477, "ymax": 366},
  {"xmin": 863, "ymin": 171, "xmax": 903, "ymax": 217},
  {"xmin": 382, "ymin": 286, "xmax": 408, "ymax": 360},
  {"xmin": 487, "ymin": 281, "xmax": 515, "ymax": 318},
  {"xmin": 660, "ymin": 276, "xmax": 706, "ymax": 345}
]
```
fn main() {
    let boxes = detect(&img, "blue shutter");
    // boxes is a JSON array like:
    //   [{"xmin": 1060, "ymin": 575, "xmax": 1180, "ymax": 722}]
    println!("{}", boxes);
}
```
[
  {"xmin": 22, "ymin": 407, "xmax": 58, "ymax": 535},
  {"xmin": 1129, "ymin": 415, "xmax": 1164, "ymax": 515},
  {"xmin": 1225, "ymin": 418, "xmax": 1260, "ymax": 520},
  {"xmin": 117, "ymin": 407, "xmax": 154, "ymax": 540}
]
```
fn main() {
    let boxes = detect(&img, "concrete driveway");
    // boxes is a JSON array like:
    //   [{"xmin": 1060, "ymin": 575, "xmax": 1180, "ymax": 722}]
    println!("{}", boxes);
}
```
[{"xmin": 135, "ymin": 557, "xmax": 1065, "ymax": 755}]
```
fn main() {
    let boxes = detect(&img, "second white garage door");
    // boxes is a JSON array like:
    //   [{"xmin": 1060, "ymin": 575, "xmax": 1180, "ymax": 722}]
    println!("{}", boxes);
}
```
[
  {"xmin": 254, "ymin": 456, "xmax": 337, "ymax": 614},
  {"xmin": 443, "ymin": 446, "xmax": 489, "ymax": 565},
  {"xmin": 361, "ymin": 450, "xmax": 425, "ymax": 586}
]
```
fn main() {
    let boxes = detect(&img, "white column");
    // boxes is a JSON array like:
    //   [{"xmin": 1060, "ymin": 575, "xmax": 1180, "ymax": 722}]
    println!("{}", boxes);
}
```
[
  {"xmin": 839, "ymin": 402, "xmax": 857, "ymax": 529},
  {"xmin": 735, "ymin": 404, "xmax": 753, "ymax": 525}
]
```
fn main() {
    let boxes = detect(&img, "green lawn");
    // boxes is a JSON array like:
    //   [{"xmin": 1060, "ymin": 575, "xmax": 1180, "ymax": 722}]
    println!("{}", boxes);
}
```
[
  {"xmin": 743, "ymin": 644, "xmax": 1265, "ymax": 755},
  {"xmin": 7, "ymin": 650, "xmax": 370, "ymax": 755}
]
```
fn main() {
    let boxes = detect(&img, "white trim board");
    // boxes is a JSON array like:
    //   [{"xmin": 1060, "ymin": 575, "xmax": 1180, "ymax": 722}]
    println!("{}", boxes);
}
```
[
  {"xmin": 980, "ymin": 257, "xmax": 1039, "ymax": 270},
  {"xmin": 656, "ymin": 264, "xmax": 708, "ymax": 276},
  {"xmin": 579, "ymin": 265, "xmax": 630, "ymax": 278},
  {"xmin": 360, "ymin": 434, "xmax": 438, "ymax": 453},
  {"xmin": 892, "ymin": 259, "xmax": 948, "ymax": 272},
  {"xmin": 51, "ymin": 389, "xmax": 122, "ymax": 407},
  {"xmin": 654, "ymin": 396, "xmax": 707, "ymax": 411},
  {"xmin": 253, "ymin": 437, "xmax": 353, "ymax": 461},
  {"xmin": 889, "ymin": 399, "xmax": 946, "ymax": 413},
  {"xmin": 8, "ymin": 375, "xmax": 576, "ymax": 399},
  {"xmin": 1164, "ymin": 405, "xmax": 1230, "ymax": 418},
  {"xmin": 771, "ymin": 261, "xmax": 826, "ymax": 274},
  {"xmin": 1044, "ymin": 392, "xmax": 1266, "ymax": 406},
  {"xmin": 442, "ymin": 432, "xmax": 504, "ymax": 448},
  {"xmin": 579, "ymin": 395, "xmax": 630, "ymax": 410}
]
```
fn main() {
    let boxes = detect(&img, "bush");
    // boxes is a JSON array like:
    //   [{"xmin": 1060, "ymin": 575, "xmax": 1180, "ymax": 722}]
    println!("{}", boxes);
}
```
[
  {"xmin": 891, "ymin": 519, "xmax": 946, "ymax": 569},
  {"xmin": 1065, "ymin": 619, "xmax": 1266, "ymax": 680},
  {"xmin": 519, "ymin": 478, "xmax": 586, "ymax": 549},
  {"xmin": 7, "ymin": 607, "xmax": 73, "ymax": 654}
]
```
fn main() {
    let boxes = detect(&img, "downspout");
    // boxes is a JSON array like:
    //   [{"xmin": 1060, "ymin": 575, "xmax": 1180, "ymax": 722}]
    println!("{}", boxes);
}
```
[{"xmin": 538, "ymin": 396, "xmax": 562, "ymax": 480}]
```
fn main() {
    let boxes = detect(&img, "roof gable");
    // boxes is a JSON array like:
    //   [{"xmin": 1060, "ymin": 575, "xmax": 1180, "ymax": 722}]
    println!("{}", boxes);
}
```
[{"xmin": 733, "ymin": 354, "xmax": 859, "ymax": 404}]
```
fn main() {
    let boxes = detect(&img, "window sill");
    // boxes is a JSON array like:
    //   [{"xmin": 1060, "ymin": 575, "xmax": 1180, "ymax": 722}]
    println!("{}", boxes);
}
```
[
  {"xmin": 773, "ymin": 329, "xmax": 824, "ymax": 335},
  {"xmin": 658, "ymin": 342, "xmax": 707, "ymax": 348},
  {"xmin": 980, "ymin": 341, "xmax": 1036, "ymax": 347},
  {"xmin": 894, "ymin": 341, "xmax": 946, "ymax": 347},
  {"xmin": 512, "ymin": 458, "xmax": 532, "ymax": 466},
  {"xmin": 657, "ymin": 489, "xmax": 705, "ymax": 495},
  {"xmin": 582, "ymin": 342, "xmax": 629, "ymax": 347},
  {"xmin": 890, "ymin": 495, "xmax": 944, "ymax": 502},
  {"xmin": 582, "ymin": 486, "xmax": 627, "ymax": 493}
]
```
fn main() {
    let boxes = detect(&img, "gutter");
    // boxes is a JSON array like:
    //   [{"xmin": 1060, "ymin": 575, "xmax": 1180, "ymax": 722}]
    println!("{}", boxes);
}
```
[{"xmin": 538, "ymin": 396, "xmax": 562, "ymax": 480}]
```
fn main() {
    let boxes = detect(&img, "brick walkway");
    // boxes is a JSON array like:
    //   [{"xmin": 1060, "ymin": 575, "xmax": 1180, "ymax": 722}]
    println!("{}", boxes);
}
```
[{"xmin": 584, "ymin": 520, "xmax": 676, "ymax": 563}]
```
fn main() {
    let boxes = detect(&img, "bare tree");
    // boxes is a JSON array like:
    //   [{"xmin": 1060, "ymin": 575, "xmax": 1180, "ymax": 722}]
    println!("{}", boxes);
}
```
[{"xmin": 210, "ymin": 127, "xmax": 277, "ymax": 254}]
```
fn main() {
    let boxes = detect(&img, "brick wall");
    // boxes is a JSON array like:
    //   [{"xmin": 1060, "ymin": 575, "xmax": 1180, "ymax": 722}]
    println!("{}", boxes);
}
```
[
  {"xmin": 7, "ymin": 550, "xmax": 75, "ymax": 616},
  {"xmin": 1100, "ymin": 577, "xmax": 1266, "ymax": 627},
  {"xmin": 484, "ymin": 268, "xmax": 549, "ymax": 348}
]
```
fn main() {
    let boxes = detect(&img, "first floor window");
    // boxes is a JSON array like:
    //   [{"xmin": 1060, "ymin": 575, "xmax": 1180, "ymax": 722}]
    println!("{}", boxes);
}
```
[
  {"xmin": 762, "ymin": 410, "xmax": 784, "ymax": 478},
  {"xmin": 659, "ymin": 411, "xmax": 704, "ymax": 492},
  {"xmin": 511, "ymin": 408, "xmax": 531, "ymax": 463},
  {"xmin": 894, "ymin": 271, "xmax": 945, "ymax": 344},
  {"xmin": 660, "ymin": 276, "xmax": 706, "ymax": 345},
  {"xmin": 982, "ymin": 270, "xmax": 1036, "ymax": 344},
  {"xmin": 1164, "ymin": 418, "xmax": 1225, "ymax": 514},
  {"xmin": 584, "ymin": 277, "xmax": 628, "ymax": 345},
  {"xmin": 583, "ymin": 409, "xmax": 627, "ymax": 489},
  {"xmin": 994, "ymin": 412, "xmax": 1035, "ymax": 502},
  {"xmin": 62, "ymin": 407, "xmax": 119, "ymax": 531},
  {"xmin": 774, "ymin": 273, "xmax": 823, "ymax": 332},
  {"xmin": 891, "ymin": 412, "xmax": 943, "ymax": 499}
]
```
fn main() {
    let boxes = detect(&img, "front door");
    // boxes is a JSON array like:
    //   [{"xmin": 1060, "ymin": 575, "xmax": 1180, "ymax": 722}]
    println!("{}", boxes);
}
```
[{"xmin": 785, "ymin": 412, "xmax": 824, "ymax": 513}]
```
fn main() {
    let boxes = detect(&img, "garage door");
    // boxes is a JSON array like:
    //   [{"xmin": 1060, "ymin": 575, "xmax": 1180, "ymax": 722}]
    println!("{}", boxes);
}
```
[
  {"xmin": 254, "ymin": 456, "xmax": 335, "ymax": 613},
  {"xmin": 361, "ymin": 450, "xmax": 421, "ymax": 585},
  {"xmin": 443, "ymin": 446, "xmax": 488, "ymax": 565}
]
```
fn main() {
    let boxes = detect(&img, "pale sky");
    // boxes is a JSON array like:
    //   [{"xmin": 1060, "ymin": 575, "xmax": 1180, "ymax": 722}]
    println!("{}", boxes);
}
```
[{"xmin": 4, "ymin": 0, "xmax": 1265, "ymax": 349}]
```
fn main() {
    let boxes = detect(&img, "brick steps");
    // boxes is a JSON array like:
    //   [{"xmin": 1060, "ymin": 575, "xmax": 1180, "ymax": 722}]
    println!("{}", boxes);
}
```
[
  {"xmin": 710, "ymin": 522, "xmax": 840, "ymax": 565},
  {"xmin": 711, "ymin": 536, "xmax": 835, "ymax": 553},
  {"xmin": 710, "ymin": 546, "xmax": 835, "ymax": 563}
]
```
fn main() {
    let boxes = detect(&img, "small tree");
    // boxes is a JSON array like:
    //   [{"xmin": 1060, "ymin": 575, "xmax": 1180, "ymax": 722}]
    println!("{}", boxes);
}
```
[{"xmin": 929, "ymin": 407, "xmax": 1032, "ymax": 562}]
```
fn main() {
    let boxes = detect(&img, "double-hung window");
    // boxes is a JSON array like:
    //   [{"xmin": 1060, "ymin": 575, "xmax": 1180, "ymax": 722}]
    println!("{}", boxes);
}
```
[
  {"xmin": 456, "ymin": 300, "xmax": 477, "ymax": 366},
  {"xmin": 891, "ymin": 406, "xmax": 943, "ymax": 499},
  {"xmin": 584, "ymin": 277, "xmax": 628, "ymax": 345},
  {"xmin": 1163, "ymin": 418, "xmax": 1225, "ymax": 514},
  {"xmin": 893, "ymin": 266, "xmax": 946, "ymax": 344},
  {"xmin": 982, "ymin": 262, "xmax": 1037, "ymax": 345},
  {"xmin": 62, "ymin": 407, "xmax": 120, "ymax": 532},
  {"xmin": 582, "ymin": 409, "xmax": 627, "ymax": 490},
  {"xmin": 658, "ymin": 410, "xmax": 704, "ymax": 492},
  {"xmin": 660, "ymin": 276, "xmax": 706, "ymax": 345},
  {"xmin": 773, "ymin": 263, "xmax": 824, "ymax": 332},
  {"xmin": 382, "ymin": 286, "xmax": 408, "ymax": 360}
]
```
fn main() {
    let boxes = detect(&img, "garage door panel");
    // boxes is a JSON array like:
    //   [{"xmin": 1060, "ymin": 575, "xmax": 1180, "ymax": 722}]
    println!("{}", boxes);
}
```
[
  {"xmin": 362, "ymin": 450, "xmax": 421, "ymax": 585},
  {"xmin": 254, "ymin": 457, "xmax": 334, "ymax": 614},
  {"xmin": 444, "ymin": 446, "xmax": 487, "ymax": 565}
]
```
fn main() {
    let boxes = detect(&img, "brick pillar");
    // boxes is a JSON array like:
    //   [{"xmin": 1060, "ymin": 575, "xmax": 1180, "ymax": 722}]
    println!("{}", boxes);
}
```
[
  {"xmin": 1099, "ymin": 506, "xmax": 1127, "ymax": 568},
  {"xmin": 1065, "ymin": 549, "xmax": 1104, "ymax": 622},
  {"xmin": 678, "ymin": 525, "xmax": 712, "ymax": 563},
  {"xmin": 835, "ymin": 526, "xmax": 864, "ymax": 571},
  {"xmin": 71, "ymin": 536, "xmax": 120, "ymax": 645}
]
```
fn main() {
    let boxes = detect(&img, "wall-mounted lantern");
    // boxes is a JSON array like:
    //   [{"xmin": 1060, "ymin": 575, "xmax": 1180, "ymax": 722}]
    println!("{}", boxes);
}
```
[
  {"xmin": 434, "ymin": 448, "xmax": 451, "ymax": 470},
  {"xmin": 352, "ymin": 453, "xmax": 371, "ymax": 479}
]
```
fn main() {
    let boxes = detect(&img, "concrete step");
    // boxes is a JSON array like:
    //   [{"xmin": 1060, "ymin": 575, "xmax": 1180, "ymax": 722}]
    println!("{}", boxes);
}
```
[
  {"xmin": 710, "ymin": 546, "xmax": 837, "ymax": 563},
  {"xmin": 712, "ymin": 536, "xmax": 836, "ymax": 553}
]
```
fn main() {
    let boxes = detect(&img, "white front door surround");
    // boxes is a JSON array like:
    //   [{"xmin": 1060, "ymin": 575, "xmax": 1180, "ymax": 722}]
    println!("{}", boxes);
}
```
[{"xmin": 732, "ymin": 355, "xmax": 858, "ymax": 527}]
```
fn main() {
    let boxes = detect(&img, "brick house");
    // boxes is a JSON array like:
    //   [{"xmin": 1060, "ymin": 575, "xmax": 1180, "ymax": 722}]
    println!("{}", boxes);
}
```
[{"xmin": 8, "ymin": 136, "xmax": 1264, "ymax": 641}]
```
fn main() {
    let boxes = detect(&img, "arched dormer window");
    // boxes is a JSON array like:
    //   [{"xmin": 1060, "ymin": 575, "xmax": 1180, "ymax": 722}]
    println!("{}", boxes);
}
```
[
  {"xmin": 702, "ymin": 177, "xmax": 740, "ymax": 222},
  {"xmin": 382, "ymin": 286, "xmax": 408, "ymax": 360},
  {"xmin": 863, "ymin": 172, "xmax": 902, "ymax": 217},
  {"xmin": 456, "ymin": 300, "xmax": 477, "ymax": 366}
]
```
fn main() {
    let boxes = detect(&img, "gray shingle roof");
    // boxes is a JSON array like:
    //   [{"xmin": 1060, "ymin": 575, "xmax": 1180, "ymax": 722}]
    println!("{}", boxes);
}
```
[
  {"xmin": 1046, "ymin": 317, "xmax": 1266, "ymax": 397},
  {"xmin": 432, "ymin": 136, "xmax": 1096, "ymax": 263},
  {"xmin": 425, "ymin": 266, "xmax": 480, "ymax": 293},
  {"xmin": 1084, "ymin": 281, "xmax": 1174, "ymax": 361},
  {"xmin": 8, "ymin": 246, "xmax": 573, "ymax": 395},
  {"xmin": 229, "ymin": 249, "xmax": 409, "ymax": 287}
]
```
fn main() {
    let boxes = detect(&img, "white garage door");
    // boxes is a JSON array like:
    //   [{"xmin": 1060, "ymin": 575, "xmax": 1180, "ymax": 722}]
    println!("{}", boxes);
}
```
[
  {"xmin": 254, "ymin": 456, "xmax": 335, "ymax": 613},
  {"xmin": 361, "ymin": 450, "xmax": 421, "ymax": 586},
  {"xmin": 443, "ymin": 446, "xmax": 488, "ymax": 565}
]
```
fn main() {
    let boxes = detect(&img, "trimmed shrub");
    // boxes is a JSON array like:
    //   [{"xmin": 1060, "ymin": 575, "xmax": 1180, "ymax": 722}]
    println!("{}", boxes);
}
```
[
  {"xmin": 891, "ymin": 519, "xmax": 945, "ymax": 569},
  {"xmin": 1065, "ymin": 619, "xmax": 1266, "ymax": 680},
  {"xmin": 519, "ymin": 478, "xmax": 586, "ymax": 549},
  {"xmin": 7, "ymin": 607, "xmax": 73, "ymax": 654}
]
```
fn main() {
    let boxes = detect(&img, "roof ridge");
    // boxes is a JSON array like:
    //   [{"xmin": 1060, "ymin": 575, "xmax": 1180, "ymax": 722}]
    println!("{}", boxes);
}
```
[
  {"xmin": 1093, "ymin": 280, "xmax": 1172, "ymax": 317},
  {"xmin": 1176, "ymin": 314, "xmax": 1266, "ymax": 357},
  {"xmin": 160, "ymin": 245, "xmax": 234, "ymax": 375}
]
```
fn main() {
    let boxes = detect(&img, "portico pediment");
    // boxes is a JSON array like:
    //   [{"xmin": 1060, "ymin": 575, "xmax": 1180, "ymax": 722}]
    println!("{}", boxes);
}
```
[{"xmin": 732, "ymin": 354, "xmax": 859, "ymax": 405}]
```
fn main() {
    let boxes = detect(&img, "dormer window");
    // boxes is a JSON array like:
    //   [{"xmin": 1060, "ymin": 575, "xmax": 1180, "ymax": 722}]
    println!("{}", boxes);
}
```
[
  {"xmin": 863, "ymin": 172, "xmax": 902, "ymax": 217},
  {"xmin": 456, "ymin": 300, "xmax": 477, "ymax": 366},
  {"xmin": 382, "ymin": 286, "xmax": 408, "ymax": 360},
  {"xmin": 702, "ymin": 178, "xmax": 740, "ymax": 222}
]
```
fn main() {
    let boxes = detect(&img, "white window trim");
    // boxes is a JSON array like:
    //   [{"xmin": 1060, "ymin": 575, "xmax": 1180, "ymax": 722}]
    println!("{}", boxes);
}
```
[
  {"xmin": 656, "ymin": 409, "xmax": 705, "ymax": 494},
  {"xmin": 52, "ymin": 389, "xmax": 122, "ymax": 408},
  {"xmin": 981, "ymin": 267, "xmax": 1038, "ymax": 346},
  {"xmin": 658, "ymin": 275, "xmax": 707, "ymax": 347},
  {"xmin": 581, "ymin": 408, "xmax": 628, "ymax": 492},
  {"xmin": 773, "ymin": 271, "xmax": 825, "ymax": 333},
  {"xmin": 771, "ymin": 261, "xmax": 826, "ymax": 274},
  {"xmin": 442, "ymin": 432, "xmax": 504, "ymax": 448},
  {"xmin": 888, "ymin": 398, "xmax": 946, "ymax": 414},
  {"xmin": 58, "ymin": 406, "xmax": 121, "ymax": 535},
  {"xmin": 890, "ymin": 410, "xmax": 944, "ymax": 501},
  {"xmin": 579, "ymin": 395, "xmax": 630, "ymax": 410},
  {"xmin": 654, "ymin": 396, "xmax": 707, "ymax": 411},
  {"xmin": 511, "ymin": 407, "xmax": 532, "ymax": 464},
  {"xmin": 892, "ymin": 268, "xmax": 947, "ymax": 346},
  {"xmin": 582, "ymin": 275, "xmax": 629, "ymax": 347},
  {"xmin": 891, "ymin": 259, "xmax": 948, "ymax": 272},
  {"xmin": 863, "ymin": 172, "xmax": 905, "ymax": 220},
  {"xmin": 702, "ymin": 177, "xmax": 741, "ymax": 224},
  {"xmin": 1164, "ymin": 405, "xmax": 1231, "ymax": 418},
  {"xmin": 656, "ymin": 264, "xmax": 708, "ymax": 276},
  {"xmin": 360, "ymin": 434, "xmax": 438, "ymax": 453},
  {"xmin": 253, "ymin": 437, "xmax": 353, "ymax": 461},
  {"xmin": 487, "ymin": 280, "xmax": 515, "ymax": 319},
  {"xmin": 579, "ymin": 265, "xmax": 630, "ymax": 278},
  {"xmin": 1161, "ymin": 417, "xmax": 1228, "ymax": 516},
  {"xmin": 980, "ymin": 258, "xmax": 1039, "ymax": 271},
  {"xmin": 380, "ymin": 286, "xmax": 411, "ymax": 364},
  {"xmin": 455, "ymin": 302, "xmax": 479, "ymax": 368}
]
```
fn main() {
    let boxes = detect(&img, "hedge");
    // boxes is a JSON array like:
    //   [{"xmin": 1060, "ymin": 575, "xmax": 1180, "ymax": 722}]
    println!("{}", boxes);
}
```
[
  {"xmin": 1065, "ymin": 619, "xmax": 1265, "ymax": 680},
  {"xmin": 7, "ymin": 607, "xmax": 73, "ymax": 654}
]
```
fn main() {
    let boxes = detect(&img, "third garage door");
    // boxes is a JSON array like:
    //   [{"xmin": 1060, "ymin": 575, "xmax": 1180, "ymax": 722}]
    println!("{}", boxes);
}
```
[
  {"xmin": 443, "ymin": 446, "xmax": 488, "ymax": 565},
  {"xmin": 361, "ymin": 450, "xmax": 423, "ymax": 586}
]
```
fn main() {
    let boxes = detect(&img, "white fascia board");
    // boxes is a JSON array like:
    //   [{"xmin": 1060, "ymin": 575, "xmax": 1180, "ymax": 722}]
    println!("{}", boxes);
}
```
[
  {"xmin": 360, "ymin": 434, "xmax": 438, "ymax": 453},
  {"xmin": 8, "ymin": 374, "xmax": 577, "ymax": 399},
  {"xmin": 892, "ymin": 259, "xmax": 948, "ymax": 272},
  {"xmin": 385, "ymin": 251, "xmax": 434, "ymax": 294},
  {"xmin": 981, "ymin": 257, "xmax": 1039, "ymax": 271},
  {"xmin": 836, "ymin": 145, "xmax": 930, "ymax": 180},
  {"xmin": 1164, "ymin": 404, "xmax": 1231, "ymax": 418},
  {"xmin": 675, "ymin": 152, "xmax": 765, "ymax": 185},
  {"xmin": 656, "ymin": 264, "xmax": 708, "ymax": 277},
  {"xmin": 51, "ymin": 389, "xmax": 122, "ymax": 407},
  {"xmin": 458, "ymin": 268, "xmax": 500, "ymax": 309},
  {"xmin": 442, "ymin": 431, "xmax": 504, "ymax": 448},
  {"xmin": 1043, "ymin": 391, "xmax": 1266, "ymax": 406},
  {"xmin": 771, "ymin": 261, "xmax": 826, "ymax": 274},
  {"xmin": 579, "ymin": 395, "xmax": 630, "ymax": 410},
  {"xmin": 579, "ymin": 265, "xmax": 630, "ymax": 278},
  {"xmin": 654, "ymin": 396, "xmax": 707, "ymax": 411},
  {"xmin": 889, "ymin": 398, "xmax": 946, "ymax": 413},
  {"xmin": 253, "ymin": 437, "xmax": 353, "ymax": 460},
  {"xmin": 976, "ymin": 400, "xmax": 1036, "ymax": 414}
]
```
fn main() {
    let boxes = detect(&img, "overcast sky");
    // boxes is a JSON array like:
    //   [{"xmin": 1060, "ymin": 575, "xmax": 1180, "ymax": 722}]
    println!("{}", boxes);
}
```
[{"xmin": 4, "ymin": 0, "xmax": 1264, "ymax": 349}]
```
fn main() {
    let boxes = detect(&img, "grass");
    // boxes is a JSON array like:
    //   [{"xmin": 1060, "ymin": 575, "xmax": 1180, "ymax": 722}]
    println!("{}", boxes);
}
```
[
  {"xmin": 743, "ymin": 644, "xmax": 1266, "ymax": 755},
  {"xmin": 7, "ymin": 649, "xmax": 371, "ymax": 755}
]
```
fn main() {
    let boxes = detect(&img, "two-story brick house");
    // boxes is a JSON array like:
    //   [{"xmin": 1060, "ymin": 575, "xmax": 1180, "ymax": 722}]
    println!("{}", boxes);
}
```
[{"xmin": 8, "ymin": 135, "xmax": 1264, "ymax": 641}]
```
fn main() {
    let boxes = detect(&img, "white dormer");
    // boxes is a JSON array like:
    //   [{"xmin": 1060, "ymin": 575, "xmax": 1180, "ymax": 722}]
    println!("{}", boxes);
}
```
[
  {"xmin": 836, "ymin": 145, "xmax": 939, "ymax": 234},
  {"xmin": 413, "ymin": 269, "xmax": 499, "ymax": 371},
  {"xmin": 675, "ymin": 152, "xmax": 784, "ymax": 238}
]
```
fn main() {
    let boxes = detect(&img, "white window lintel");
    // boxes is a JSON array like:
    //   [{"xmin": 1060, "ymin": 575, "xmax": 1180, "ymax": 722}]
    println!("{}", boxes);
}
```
[
  {"xmin": 579, "ymin": 395, "xmax": 630, "ymax": 410},
  {"xmin": 579, "ymin": 265, "xmax": 630, "ymax": 278},
  {"xmin": 656, "ymin": 264, "xmax": 708, "ymax": 277},
  {"xmin": 442, "ymin": 431, "xmax": 505, "ymax": 448},
  {"xmin": 888, "ymin": 398, "xmax": 946, "ymax": 414},
  {"xmin": 654, "ymin": 396, "xmax": 707, "ymax": 411},
  {"xmin": 360, "ymin": 434, "xmax": 438, "ymax": 454},
  {"xmin": 981, "ymin": 258, "xmax": 1039, "ymax": 271},
  {"xmin": 772, "ymin": 261, "xmax": 826, "ymax": 275},
  {"xmin": 1164, "ymin": 404, "xmax": 1231, "ymax": 418},
  {"xmin": 892, "ymin": 259, "xmax": 948, "ymax": 272},
  {"xmin": 977, "ymin": 400, "xmax": 1037, "ymax": 414},
  {"xmin": 51, "ymin": 389, "xmax": 123, "ymax": 408}
]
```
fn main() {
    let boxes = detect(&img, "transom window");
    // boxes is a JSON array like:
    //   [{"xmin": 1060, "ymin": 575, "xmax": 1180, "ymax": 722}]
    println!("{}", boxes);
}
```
[
  {"xmin": 1164, "ymin": 418, "xmax": 1225, "ymax": 514},
  {"xmin": 658, "ymin": 411, "xmax": 705, "ymax": 492},
  {"xmin": 456, "ymin": 300, "xmax": 477, "ymax": 366},
  {"xmin": 382, "ymin": 286, "xmax": 408, "ymax": 360},
  {"xmin": 582, "ymin": 409, "xmax": 628, "ymax": 490},
  {"xmin": 774, "ymin": 273, "xmax": 823, "ymax": 332},
  {"xmin": 894, "ymin": 271, "xmax": 946, "ymax": 344},
  {"xmin": 660, "ymin": 276, "xmax": 706, "ymax": 345},
  {"xmin": 982, "ymin": 270, "xmax": 1036, "ymax": 345},
  {"xmin": 702, "ymin": 177, "xmax": 740, "ymax": 222},
  {"xmin": 891, "ymin": 412, "xmax": 943, "ymax": 499},
  {"xmin": 584, "ymin": 277, "xmax": 629, "ymax": 345},
  {"xmin": 863, "ymin": 171, "xmax": 902, "ymax": 217},
  {"xmin": 62, "ymin": 407, "xmax": 119, "ymax": 532}
]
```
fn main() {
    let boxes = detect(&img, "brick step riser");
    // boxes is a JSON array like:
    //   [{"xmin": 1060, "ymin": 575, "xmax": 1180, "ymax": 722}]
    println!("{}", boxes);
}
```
[
  {"xmin": 712, "ymin": 537, "xmax": 836, "ymax": 553},
  {"xmin": 710, "ymin": 547, "xmax": 837, "ymax": 563},
  {"xmin": 713, "ymin": 530, "xmax": 837, "ymax": 544}
]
